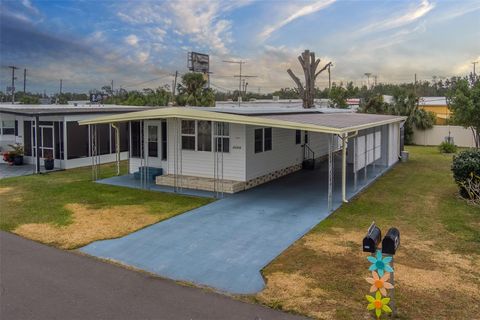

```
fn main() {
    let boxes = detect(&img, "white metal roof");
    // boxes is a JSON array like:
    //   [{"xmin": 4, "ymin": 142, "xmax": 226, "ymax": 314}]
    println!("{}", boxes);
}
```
[{"xmin": 78, "ymin": 107, "xmax": 405, "ymax": 135}]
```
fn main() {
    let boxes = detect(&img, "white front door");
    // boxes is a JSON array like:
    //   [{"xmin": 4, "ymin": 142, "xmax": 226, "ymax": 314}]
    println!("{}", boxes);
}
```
[{"xmin": 144, "ymin": 121, "xmax": 163, "ymax": 168}]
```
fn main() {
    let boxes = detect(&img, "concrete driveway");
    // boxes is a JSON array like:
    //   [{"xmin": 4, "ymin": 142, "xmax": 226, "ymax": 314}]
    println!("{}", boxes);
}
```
[{"xmin": 81, "ymin": 160, "xmax": 387, "ymax": 294}]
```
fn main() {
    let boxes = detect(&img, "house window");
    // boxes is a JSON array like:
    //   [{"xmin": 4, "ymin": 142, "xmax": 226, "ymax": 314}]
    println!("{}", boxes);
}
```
[
  {"xmin": 254, "ymin": 127, "xmax": 272, "ymax": 153},
  {"xmin": 295, "ymin": 130, "xmax": 301, "ymax": 145},
  {"xmin": 161, "ymin": 120, "xmax": 167, "ymax": 160},
  {"xmin": 197, "ymin": 120, "xmax": 212, "ymax": 152},
  {"xmin": 214, "ymin": 122, "xmax": 230, "ymax": 152},
  {"xmin": 304, "ymin": 131, "xmax": 309, "ymax": 144},
  {"xmin": 181, "ymin": 120, "xmax": 195, "ymax": 150},
  {"xmin": 1, "ymin": 120, "xmax": 15, "ymax": 135},
  {"xmin": 148, "ymin": 125, "xmax": 158, "ymax": 157},
  {"xmin": 264, "ymin": 128, "xmax": 272, "ymax": 151},
  {"xmin": 254, "ymin": 128, "xmax": 263, "ymax": 153}
]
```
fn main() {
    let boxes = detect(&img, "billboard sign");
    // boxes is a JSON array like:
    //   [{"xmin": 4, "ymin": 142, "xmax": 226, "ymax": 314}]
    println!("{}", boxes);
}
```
[{"xmin": 188, "ymin": 52, "xmax": 209, "ymax": 73}]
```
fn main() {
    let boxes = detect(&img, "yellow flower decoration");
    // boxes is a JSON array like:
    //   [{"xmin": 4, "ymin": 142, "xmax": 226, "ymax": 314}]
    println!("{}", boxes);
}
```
[
  {"xmin": 366, "ymin": 271, "xmax": 394, "ymax": 296},
  {"xmin": 366, "ymin": 291, "xmax": 392, "ymax": 318}
]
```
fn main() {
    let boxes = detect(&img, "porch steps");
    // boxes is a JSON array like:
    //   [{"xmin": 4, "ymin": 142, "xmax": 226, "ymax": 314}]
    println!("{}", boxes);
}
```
[
  {"xmin": 134, "ymin": 167, "xmax": 163, "ymax": 181},
  {"xmin": 156, "ymin": 174, "xmax": 245, "ymax": 194}
]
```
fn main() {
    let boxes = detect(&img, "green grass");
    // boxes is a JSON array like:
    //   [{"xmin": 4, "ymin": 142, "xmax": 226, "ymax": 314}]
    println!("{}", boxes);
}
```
[
  {"xmin": 257, "ymin": 146, "xmax": 480, "ymax": 320},
  {"xmin": 0, "ymin": 162, "xmax": 212, "ymax": 232}
]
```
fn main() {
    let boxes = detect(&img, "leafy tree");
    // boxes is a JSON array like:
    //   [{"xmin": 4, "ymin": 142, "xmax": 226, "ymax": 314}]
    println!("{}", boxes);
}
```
[
  {"xmin": 413, "ymin": 109, "xmax": 436, "ymax": 130},
  {"xmin": 176, "ymin": 73, "xmax": 214, "ymax": 107},
  {"xmin": 20, "ymin": 95, "xmax": 40, "ymax": 104},
  {"xmin": 328, "ymin": 84, "xmax": 348, "ymax": 108},
  {"xmin": 360, "ymin": 94, "xmax": 389, "ymax": 114},
  {"xmin": 447, "ymin": 79, "xmax": 480, "ymax": 148}
]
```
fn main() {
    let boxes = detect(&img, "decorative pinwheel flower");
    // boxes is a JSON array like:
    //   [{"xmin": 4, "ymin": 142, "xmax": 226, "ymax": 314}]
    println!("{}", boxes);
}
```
[
  {"xmin": 366, "ymin": 271, "xmax": 394, "ymax": 296},
  {"xmin": 366, "ymin": 291, "xmax": 392, "ymax": 319},
  {"xmin": 367, "ymin": 250, "xmax": 393, "ymax": 277}
]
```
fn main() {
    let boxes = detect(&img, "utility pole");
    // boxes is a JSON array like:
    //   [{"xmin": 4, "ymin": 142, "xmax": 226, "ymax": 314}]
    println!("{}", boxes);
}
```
[
  {"xmin": 8, "ymin": 65, "xmax": 18, "ymax": 103},
  {"xmin": 59, "ymin": 79, "xmax": 63, "ymax": 94},
  {"xmin": 223, "ymin": 59, "xmax": 246, "ymax": 105},
  {"xmin": 23, "ymin": 68, "xmax": 27, "ymax": 93},
  {"xmin": 111, "ymin": 80, "xmax": 114, "ymax": 94},
  {"xmin": 172, "ymin": 71, "xmax": 178, "ymax": 97},
  {"xmin": 473, "ymin": 61, "xmax": 478, "ymax": 76}
]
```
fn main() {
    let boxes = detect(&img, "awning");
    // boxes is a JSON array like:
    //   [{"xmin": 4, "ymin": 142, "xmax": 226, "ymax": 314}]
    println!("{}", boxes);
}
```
[{"xmin": 78, "ymin": 107, "xmax": 406, "ymax": 135}]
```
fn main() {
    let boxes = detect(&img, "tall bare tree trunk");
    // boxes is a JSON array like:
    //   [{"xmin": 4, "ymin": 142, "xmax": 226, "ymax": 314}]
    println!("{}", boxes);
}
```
[{"xmin": 287, "ymin": 50, "xmax": 331, "ymax": 108}]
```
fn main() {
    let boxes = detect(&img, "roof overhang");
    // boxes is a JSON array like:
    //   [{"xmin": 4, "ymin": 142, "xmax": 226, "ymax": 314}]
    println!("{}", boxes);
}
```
[{"xmin": 78, "ymin": 107, "xmax": 406, "ymax": 135}]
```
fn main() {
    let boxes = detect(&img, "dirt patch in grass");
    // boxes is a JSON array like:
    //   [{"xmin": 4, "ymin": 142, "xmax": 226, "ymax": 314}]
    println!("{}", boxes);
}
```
[
  {"xmin": 13, "ymin": 203, "xmax": 160, "ymax": 249},
  {"xmin": 303, "ymin": 228, "xmax": 364, "ymax": 255},
  {"xmin": 258, "ymin": 272, "xmax": 336, "ymax": 320},
  {"xmin": 0, "ymin": 186, "xmax": 13, "ymax": 195}
]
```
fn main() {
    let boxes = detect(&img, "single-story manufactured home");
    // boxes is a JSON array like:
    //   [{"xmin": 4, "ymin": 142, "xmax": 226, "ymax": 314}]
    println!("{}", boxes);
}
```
[
  {"xmin": 79, "ymin": 105, "xmax": 405, "ymax": 207},
  {"xmin": 0, "ymin": 104, "xmax": 150, "ymax": 171}
]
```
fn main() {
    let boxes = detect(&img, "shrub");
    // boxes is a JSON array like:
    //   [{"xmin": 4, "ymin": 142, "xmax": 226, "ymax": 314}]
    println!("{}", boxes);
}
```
[
  {"xmin": 452, "ymin": 149, "xmax": 480, "ymax": 198},
  {"xmin": 459, "ymin": 173, "xmax": 480, "ymax": 206},
  {"xmin": 439, "ymin": 141, "xmax": 457, "ymax": 154}
]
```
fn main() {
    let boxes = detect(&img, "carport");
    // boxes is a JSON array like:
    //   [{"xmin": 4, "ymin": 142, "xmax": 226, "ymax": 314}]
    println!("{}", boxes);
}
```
[{"xmin": 79, "ymin": 107, "xmax": 406, "ymax": 207}]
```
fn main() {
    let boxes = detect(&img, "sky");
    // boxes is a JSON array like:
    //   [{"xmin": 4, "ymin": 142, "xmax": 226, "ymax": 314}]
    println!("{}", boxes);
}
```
[{"xmin": 1, "ymin": 0, "xmax": 479, "ymax": 95}]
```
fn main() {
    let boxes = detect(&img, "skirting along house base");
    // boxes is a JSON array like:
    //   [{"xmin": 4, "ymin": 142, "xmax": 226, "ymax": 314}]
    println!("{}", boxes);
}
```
[{"xmin": 79, "ymin": 105, "xmax": 405, "ymax": 206}]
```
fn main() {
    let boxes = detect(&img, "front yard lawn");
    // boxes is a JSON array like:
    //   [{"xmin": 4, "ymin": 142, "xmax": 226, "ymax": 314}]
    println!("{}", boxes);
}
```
[
  {"xmin": 256, "ymin": 146, "xmax": 480, "ymax": 320},
  {"xmin": 0, "ymin": 162, "xmax": 212, "ymax": 249}
]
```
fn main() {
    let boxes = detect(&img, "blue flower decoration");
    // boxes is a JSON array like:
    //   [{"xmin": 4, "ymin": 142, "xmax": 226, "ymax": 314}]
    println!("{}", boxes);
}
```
[{"xmin": 367, "ymin": 250, "xmax": 393, "ymax": 277}]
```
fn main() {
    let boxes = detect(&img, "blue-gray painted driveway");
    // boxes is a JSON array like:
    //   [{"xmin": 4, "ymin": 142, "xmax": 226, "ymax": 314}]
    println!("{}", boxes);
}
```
[{"xmin": 81, "ymin": 161, "xmax": 387, "ymax": 294}]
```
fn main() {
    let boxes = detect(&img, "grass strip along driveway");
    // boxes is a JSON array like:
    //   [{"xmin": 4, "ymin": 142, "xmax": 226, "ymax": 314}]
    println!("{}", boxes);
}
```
[
  {"xmin": 0, "ymin": 162, "xmax": 212, "ymax": 249},
  {"xmin": 255, "ymin": 146, "xmax": 480, "ymax": 319}
]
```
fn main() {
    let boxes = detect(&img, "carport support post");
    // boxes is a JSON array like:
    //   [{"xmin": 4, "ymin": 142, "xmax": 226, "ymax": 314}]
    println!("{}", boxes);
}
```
[
  {"xmin": 35, "ymin": 115, "xmax": 40, "ymax": 174},
  {"xmin": 111, "ymin": 123, "xmax": 120, "ymax": 176},
  {"xmin": 341, "ymin": 133, "xmax": 348, "ymax": 203}
]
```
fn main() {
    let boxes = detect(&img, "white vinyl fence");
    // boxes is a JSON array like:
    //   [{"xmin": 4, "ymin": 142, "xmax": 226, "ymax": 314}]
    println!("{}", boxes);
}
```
[{"xmin": 413, "ymin": 125, "xmax": 477, "ymax": 148}]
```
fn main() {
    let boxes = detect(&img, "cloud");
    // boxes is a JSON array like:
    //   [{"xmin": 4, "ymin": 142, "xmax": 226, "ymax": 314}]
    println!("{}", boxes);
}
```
[
  {"xmin": 117, "ymin": 0, "xmax": 253, "ymax": 55},
  {"xmin": 124, "ymin": 34, "xmax": 139, "ymax": 46},
  {"xmin": 259, "ymin": 0, "xmax": 336, "ymax": 40},
  {"xmin": 354, "ymin": 0, "xmax": 435, "ymax": 36},
  {"xmin": 21, "ymin": 0, "xmax": 40, "ymax": 15}
]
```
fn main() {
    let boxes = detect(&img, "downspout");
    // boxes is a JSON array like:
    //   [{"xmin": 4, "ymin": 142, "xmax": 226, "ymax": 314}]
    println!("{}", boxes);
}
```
[
  {"xmin": 111, "ymin": 123, "xmax": 120, "ymax": 176},
  {"xmin": 341, "ymin": 131, "xmax": 358, "ymax": 203}
]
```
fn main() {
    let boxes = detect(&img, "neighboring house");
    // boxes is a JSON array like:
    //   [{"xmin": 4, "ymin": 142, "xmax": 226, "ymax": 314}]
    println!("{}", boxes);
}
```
[
  {"xmin": 79, "ymin": 105, "xmax": 405, "ymax": 203},
  {"xmin": 418, "ymin": 97, "xmax": 450, "ymax": 125},
  {"xmin": 0, "ymin": 104, "xmax": 151, "ymax": 170}
]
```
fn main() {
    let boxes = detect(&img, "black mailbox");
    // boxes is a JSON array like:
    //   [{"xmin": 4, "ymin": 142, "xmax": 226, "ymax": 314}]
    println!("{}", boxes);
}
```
[
  {"xmin": 363, "ymin": 223, "xmax": 382, "ymax": 253},
  {"xmin": 382, "ymin": 227, "xmax": 400, "ymax": 255}
]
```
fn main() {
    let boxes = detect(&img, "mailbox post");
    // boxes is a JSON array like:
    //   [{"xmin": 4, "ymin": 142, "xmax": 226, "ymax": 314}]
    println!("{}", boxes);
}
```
[
  {"xmin": 382, "ymin": 228, "xmax": 400, "ymax": 317},
  {"xmin": 363, "ymin": 223, "xmax": 400, "ymax": 319}
]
